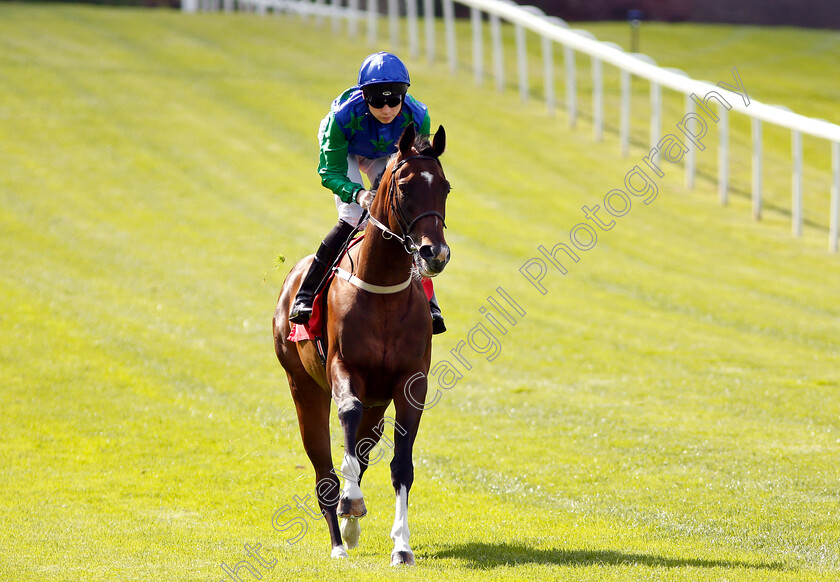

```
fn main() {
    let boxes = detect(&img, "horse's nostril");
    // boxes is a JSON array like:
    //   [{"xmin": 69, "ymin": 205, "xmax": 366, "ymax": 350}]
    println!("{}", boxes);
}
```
[{"xmin": 419, "ymin": 245, "xmax": 435, "ymax": 260}]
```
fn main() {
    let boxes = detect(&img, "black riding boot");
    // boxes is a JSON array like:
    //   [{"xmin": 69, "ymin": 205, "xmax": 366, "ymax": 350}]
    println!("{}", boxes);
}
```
[
  {"xmin": 289, "ymin": 220, "xmax": 357, "ymax": 325},
  {"xmin": 429, "ymin": 292, "xmax": 446, "ymax": 335}
]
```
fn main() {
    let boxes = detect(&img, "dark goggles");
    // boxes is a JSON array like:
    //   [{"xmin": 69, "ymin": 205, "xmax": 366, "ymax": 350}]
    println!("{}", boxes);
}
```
[{"xmin": 366, "ymin": 93, "xmax": 403, "ymax": 109}]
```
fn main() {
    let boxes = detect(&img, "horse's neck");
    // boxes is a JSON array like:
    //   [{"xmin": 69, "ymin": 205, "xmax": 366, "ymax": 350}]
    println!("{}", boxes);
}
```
[{"xmin": 355, "ymin": 224, "xmax": 413, "ymax": 287}]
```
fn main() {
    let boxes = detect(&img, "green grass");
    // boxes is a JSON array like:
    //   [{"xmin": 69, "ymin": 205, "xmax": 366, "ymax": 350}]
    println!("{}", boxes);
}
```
[{"xmin": 2, "ymin": 4, "xmax": 839, "ymax": 581}]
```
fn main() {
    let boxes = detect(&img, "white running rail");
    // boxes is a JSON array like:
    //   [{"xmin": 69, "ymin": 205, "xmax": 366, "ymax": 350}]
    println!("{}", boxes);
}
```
[{"xmin": 183, "ymin": 0, "xmax": 840, "ymax": 253}]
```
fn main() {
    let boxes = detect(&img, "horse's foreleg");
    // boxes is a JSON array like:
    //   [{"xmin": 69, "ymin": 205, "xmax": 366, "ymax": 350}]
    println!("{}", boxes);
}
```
[
  {"xmin": 390, "ymin": 482, "xmax": 414, "ymax": 566},
  {"xmin": 339, "ymin": 404, "xmax": 389, "ymax": 549},
  {"xmin": 331, "ymin": 368, "xmax": 367, "ymax": 519},
  {"xmin": 389, "ymin": 386, "xmax": 425, "ymax": 566}
]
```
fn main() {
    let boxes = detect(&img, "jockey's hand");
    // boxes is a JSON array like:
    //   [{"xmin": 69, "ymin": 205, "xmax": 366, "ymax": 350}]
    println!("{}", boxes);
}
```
[{"xmin": 356, "ymin": 189, "xmax": 375, "ymax": 210}]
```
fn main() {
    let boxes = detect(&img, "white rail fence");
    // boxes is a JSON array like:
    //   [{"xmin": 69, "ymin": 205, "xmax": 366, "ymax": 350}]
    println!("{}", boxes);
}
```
[{"xmin": 183, "ymin": 0, "xmax": 840, "ymax": 253}]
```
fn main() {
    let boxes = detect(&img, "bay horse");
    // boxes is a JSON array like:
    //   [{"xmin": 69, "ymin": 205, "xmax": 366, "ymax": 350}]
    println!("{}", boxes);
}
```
[{"xmin": 273, "ymin": 124, "xmax": 450, "ymax": 565}]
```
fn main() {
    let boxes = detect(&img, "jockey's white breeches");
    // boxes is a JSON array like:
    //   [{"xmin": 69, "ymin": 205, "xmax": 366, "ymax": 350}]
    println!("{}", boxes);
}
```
[{"xmin": 335, "ymin": 154, "xmax": 389, "ymax": 227}]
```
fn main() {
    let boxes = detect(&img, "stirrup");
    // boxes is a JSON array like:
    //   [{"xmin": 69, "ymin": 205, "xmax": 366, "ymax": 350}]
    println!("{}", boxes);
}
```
[
  {"xmin": 288, "ymin": 219, "xmax": 357, "ymax": 327},
  {"xmin": 289, "ymin": 255, "xmax": 331, "ymax": 326},
  {"xmin": 288, "ymin": 300, "xmax": 313, "ymax": 325}
]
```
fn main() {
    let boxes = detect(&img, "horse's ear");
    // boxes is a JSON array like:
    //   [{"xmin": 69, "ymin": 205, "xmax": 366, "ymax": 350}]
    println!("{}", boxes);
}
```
[
  {"xmin": 432, "ymin": 125, "xmax": 446, "ymax": 157},
  {"xmin": 399, "ymin": 124, "xmax": 416, "ymax": 156}
]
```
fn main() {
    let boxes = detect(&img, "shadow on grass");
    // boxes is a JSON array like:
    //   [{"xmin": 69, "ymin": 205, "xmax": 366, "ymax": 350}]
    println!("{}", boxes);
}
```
[{"xmin": 430, "ymin": 542, "xmax": 786, "ymax": 571}]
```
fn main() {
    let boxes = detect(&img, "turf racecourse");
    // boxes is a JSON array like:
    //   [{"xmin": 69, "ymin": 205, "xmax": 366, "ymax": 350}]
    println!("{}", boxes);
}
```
[{"xmin": 2, "ymin": 4, "xmax": 840, "ymax": 580}]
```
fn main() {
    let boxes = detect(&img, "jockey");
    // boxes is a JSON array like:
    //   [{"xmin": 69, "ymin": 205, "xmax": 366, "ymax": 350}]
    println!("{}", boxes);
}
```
[{"xmin": 289, "ymin": 51, "xmax": 446, "ymax": 334}]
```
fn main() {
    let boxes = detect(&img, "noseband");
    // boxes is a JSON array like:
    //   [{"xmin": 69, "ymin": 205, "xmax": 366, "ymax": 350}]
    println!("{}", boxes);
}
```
[{"xmin": 366, "ymin": 154, "xmax": 447, "ymax": 254}]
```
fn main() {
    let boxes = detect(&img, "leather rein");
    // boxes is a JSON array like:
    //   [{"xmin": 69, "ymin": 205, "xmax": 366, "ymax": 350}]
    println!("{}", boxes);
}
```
[{"xmin": 333, "ymin": 153, "xmax": 447, "ymax": 296}]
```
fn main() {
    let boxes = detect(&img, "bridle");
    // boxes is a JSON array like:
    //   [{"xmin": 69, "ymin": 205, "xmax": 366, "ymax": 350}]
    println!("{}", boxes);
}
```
[
  {"xmin": 366, "ymin": 154, "xmax": 447, "ymax": 254},
  {"xmin": 332, "ymin": 153, "xmax": 448, "ymax": 297}
]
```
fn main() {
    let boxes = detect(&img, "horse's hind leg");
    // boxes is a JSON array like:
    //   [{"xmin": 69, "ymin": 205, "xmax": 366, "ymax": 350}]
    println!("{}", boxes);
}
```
[{"xmin": 287, "ymin": 374, "xmax": 347, "ymax": 559}]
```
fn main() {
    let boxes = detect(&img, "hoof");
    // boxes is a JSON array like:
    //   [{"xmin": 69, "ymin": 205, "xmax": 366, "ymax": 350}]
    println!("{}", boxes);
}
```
[
  {"xmin": 340, "ymin": 517, "xmax": 361, "ymax": 549},
  {"xmin": 390, "ymin": 550, "xmax": 415, "ymax": 566},
  {"xmin": 337, "ymin": 497, "xmax": 367, "ymax": 518},
  {"xmin": 331, "ymin": 545, "xmax": 349, "ymax": 559}
]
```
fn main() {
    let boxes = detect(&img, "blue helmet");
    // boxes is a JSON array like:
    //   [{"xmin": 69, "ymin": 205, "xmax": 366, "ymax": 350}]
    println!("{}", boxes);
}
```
[{"xmin": 357, "ymin": 52, "xmax": 411, "ymax": 89}]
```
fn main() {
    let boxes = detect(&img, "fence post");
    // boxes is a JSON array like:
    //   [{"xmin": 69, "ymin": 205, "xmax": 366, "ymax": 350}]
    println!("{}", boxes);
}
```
[
  {"xmin": 566, "ymin": 30, "xmax": 596, "ymax": 127},
  {"xmin": 407, "ymin": 0, "xmax": 419, "ymax": 60},
  {"xmin": 331, "ymin": 0, "xmax": 340, "ymax": 32},
  {"xmin": 443, "ymin": 0, "xmax": 456, "ymax": 74},
  {"xmin": 620, "ymin": 68, "xmax": 630, "ymax": 157},
  {"xmin": 792, "ymin": 129, "xmax": 802, "ymax": 237},
  {"xmin": 650, "ymin": 81, "xmax": 661, "ymax": 147},
  {"xmin": 542, "ymin": 35, "xmax": 554, "ymax": 115},
  {"xmin": 348, "ymin": 0, "xmax": 359, "ymax": 37},
  {"xmin": 367, "ymin": 0, "xmax": 377, "ymax": 46},
  {"xmin": 592, "ymin": 56, "xmax": 603, "ymax": 142},
  {"xmin": 388, "ymin": 0, "xmax": 398, "ymax": 50},
  {"xmin": 490, "ymin": 13, "xmax": 504, "ymax": 92},
  {"xmin": 542, "ymin": 16, "xmax": 567, "ymax": 116},
  {"xmin": 423, "ymin": 0, "xmax": 434, "ymax": 63},
  {"xmin": 685, "ymin": 94, "xmax": 696, "ymax": 189},
  {"xmin": 564, "ymin": 46, "xmax": 576, "ymax": 128},
  {"xmin": 658, "ymin": 69, "xmax": 693, "ymax": 188},
  {"xmin": 589, "ymin": 40, "xmax": 618, "ymax": 145},
  {"xmin": 471, "ymin": 7, "xmax": 483, "ymax": 85},
  {"xmin": 831, "ymin": 141, "xmax": 840, "ymax": 253},
  {"xmin": 752, "ymin": 117, "xmax": 763, "ymax": 220},
  {"xmin": 719, "ymin": 106, "xmax": 729, "ymax": 206},
  {"xmin": 514, "ymin": 23, "xmax": 527, "ymax": 102}
]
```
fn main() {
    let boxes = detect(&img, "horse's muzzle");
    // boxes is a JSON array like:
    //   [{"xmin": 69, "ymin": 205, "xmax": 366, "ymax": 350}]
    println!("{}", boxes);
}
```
[{"xmin": 417, "ymin": 243, "xmax": 450, "ymax": 276}]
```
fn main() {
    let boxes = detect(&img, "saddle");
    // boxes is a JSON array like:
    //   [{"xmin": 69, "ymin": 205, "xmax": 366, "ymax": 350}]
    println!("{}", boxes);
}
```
[
  {"xmin": 287, "ymin": 234, "xmax": 435, "ymax": 363},
  {"xmin": 288, "ymin": 237, "xmax": 360, "ymax": 334},
  {"xmin": 286, "ymin": 235, "xmax": 367, "ymax": 363}
]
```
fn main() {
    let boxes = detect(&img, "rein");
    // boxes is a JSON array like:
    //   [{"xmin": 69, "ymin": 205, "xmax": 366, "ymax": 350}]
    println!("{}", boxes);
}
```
[
  {"xmin": 333, "ymin": 152, "xmax": 446, "ymax": 296},
  {"xmin": 367, "ymin": 154, "xmax": 447, "ymax": 254}
]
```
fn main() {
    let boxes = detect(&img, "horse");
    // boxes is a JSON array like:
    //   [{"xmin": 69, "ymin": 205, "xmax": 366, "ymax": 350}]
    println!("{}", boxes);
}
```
[{"xmin": 273, "ymin": 124, "xmax": 450, "ymax": 565}]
